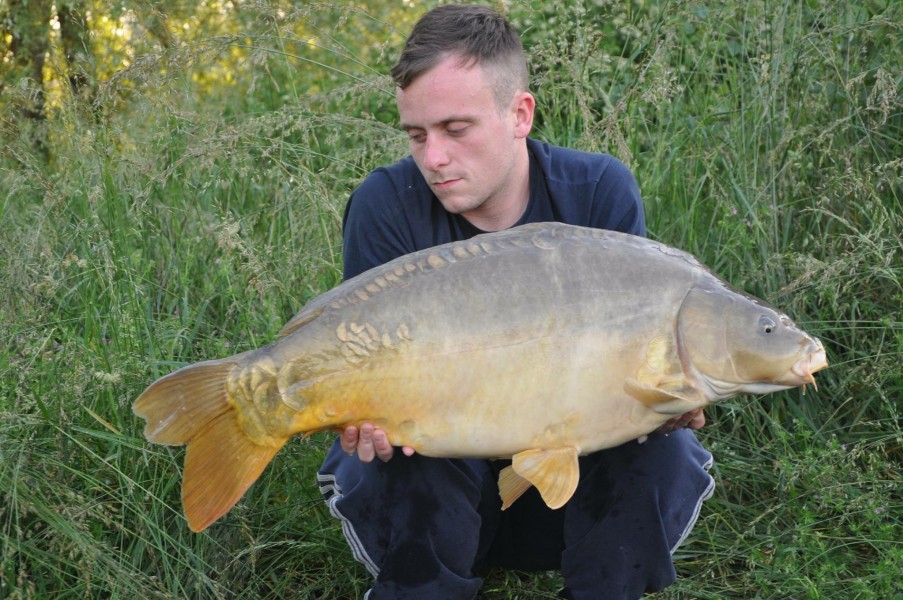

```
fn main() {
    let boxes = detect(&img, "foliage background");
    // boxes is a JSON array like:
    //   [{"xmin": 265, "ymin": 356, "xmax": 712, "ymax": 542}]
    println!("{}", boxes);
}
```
[{"xmin": 1, "ymin": 0, "xmax": 901, "ymax": 598}]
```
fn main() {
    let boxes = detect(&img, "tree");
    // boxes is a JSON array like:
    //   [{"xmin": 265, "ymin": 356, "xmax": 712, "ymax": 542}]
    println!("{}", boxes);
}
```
[
  {"xmin": 57, "ymin": 1, "xmax": 93, "ymax": 99},
  {"xmin": 2, "ymin": 0, "xmax": 53, "ymax": 156}
]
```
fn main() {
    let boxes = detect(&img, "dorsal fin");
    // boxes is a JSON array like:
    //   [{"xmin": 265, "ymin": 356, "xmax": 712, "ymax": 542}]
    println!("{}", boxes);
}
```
[{"xmin": 278, "ymin": 305, "xmax": 325, "ymax": 337}]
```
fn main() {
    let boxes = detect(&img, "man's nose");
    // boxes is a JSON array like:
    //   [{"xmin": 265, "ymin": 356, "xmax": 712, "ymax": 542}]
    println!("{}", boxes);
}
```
[{"xmin": 422, "ymin": 136, "xmax": 450, "ymax": 171}]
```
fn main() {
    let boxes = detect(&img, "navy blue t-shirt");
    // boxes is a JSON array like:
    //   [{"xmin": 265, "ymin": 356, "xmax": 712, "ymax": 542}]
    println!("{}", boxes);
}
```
[{"xmin": 341, "ymin": 137, "xmax": 645, "ymax": 279}]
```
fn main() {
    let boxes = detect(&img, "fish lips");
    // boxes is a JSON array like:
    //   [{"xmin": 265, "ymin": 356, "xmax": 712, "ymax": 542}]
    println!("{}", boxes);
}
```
[{"xmin": 780, "ymin": 338, "xmax": 828, "ymax": 389}]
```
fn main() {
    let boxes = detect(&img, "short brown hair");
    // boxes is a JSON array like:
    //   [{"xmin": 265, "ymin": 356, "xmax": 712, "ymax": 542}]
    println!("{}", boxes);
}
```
[{"xmin": 390, "ymin": 4, "xmax": 529, "ymax": 107}]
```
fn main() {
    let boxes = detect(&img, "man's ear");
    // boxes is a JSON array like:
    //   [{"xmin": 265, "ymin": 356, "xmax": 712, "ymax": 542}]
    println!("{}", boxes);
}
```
[{"xmin": 513, "ymin": 91, "xmax": 535, "ymax": 138}]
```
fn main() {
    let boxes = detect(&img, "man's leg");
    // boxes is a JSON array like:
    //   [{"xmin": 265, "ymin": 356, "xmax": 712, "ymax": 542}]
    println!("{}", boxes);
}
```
[
  {"xmin": 473, "ymin": 459, "xmax": 566, "ymax": 572},
  {"xmin": 560, "ymin": 430, "xmax": 715, "ymax": 600},
  {"xmin": 318, "ymin": 439, "xmax": 489, "ymax": 599}
]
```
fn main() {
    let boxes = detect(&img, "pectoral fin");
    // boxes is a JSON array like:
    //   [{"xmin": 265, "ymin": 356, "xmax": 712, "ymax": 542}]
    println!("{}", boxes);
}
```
[
  {"xmin": 624, "ymin": 377, "xmax": 706, "ymax": 414},
  {"xmin": 503, "ymin": 447, "xmax": 580, "ymax": 510},
  {"xmin": 626, "ymin": 335, "xmax": 708, "ymax": 414}
]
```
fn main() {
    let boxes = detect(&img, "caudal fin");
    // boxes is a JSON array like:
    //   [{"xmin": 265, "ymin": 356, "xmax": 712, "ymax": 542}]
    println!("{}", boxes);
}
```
[{"xmin": 133, "ymin": 358, "xmax": 288, "ymax": 532}]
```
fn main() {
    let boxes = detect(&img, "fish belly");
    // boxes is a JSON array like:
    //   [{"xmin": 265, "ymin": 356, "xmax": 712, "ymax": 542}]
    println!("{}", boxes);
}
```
[{"xmin": 275, "ymin": 320, "xmax": 670, "ymax": 458}]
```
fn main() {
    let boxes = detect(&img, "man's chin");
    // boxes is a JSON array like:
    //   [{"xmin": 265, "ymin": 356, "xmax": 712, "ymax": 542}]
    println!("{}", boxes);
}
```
[{"xmin": 436, "ymin": 195, "xmax": 481, "ymax": 216}]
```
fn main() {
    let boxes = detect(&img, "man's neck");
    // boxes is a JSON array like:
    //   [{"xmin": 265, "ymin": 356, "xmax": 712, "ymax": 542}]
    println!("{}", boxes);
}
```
[{"xmin": 461, "ymin": 144, "xmax": 531, "ymax": 232}]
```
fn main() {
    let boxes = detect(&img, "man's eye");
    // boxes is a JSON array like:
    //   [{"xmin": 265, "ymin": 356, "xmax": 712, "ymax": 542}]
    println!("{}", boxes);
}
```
[
  {"xmin": 447, "ymin": 127, "xmax": 467, "ymax": 136},
  {"xmin": 408, "ymin": 133, "xmax": 425, "ymax": 143}
]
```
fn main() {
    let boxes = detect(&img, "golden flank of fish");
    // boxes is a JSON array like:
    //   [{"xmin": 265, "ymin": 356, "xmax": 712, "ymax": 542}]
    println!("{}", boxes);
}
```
[{"xmin": 133, "ymin": 223, "xmax": 828, "ymax": 532}]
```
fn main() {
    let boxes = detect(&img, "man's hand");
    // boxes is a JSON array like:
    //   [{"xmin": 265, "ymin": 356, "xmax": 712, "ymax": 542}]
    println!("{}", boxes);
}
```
[
  {"xmin": 341, "ymin": 423, "xmax": 416, "ymax": 462},
  {"xmin": 657, "ymin": 408, "xmax": 706, "ymax": 434}
]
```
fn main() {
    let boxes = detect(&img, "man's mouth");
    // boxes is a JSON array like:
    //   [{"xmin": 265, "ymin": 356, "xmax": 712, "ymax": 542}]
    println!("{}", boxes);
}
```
[{"xmin": 431, "ymin": 178, "xmax": 461, "ymax": 190}]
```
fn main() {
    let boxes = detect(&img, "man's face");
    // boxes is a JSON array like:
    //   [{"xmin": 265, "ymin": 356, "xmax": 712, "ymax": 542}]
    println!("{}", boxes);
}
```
[{"xmin": 397, "ymin": 55, "xmax": 532, "ymax": 226}]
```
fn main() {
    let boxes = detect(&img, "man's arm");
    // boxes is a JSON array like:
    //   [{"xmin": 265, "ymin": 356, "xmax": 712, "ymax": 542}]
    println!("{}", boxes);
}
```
[
  {"xmin": 341, "ymin": 170, "xmax": 415, "ymax": 280},
  {"xmin": 340, "ymin": 171, "xmax": 419, "ymax": 461}
]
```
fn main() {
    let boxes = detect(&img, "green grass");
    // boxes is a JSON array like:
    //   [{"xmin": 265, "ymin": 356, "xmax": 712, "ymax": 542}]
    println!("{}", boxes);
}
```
[{"xmin": 1, "ymin": 1, "xmax": 901, "ymax": 598}]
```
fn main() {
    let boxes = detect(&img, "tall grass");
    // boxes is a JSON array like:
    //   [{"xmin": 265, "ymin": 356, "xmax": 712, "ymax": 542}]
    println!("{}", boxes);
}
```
[{"xmin": 1, "ymin": 1, "xmax": 900, "ymax": 598}]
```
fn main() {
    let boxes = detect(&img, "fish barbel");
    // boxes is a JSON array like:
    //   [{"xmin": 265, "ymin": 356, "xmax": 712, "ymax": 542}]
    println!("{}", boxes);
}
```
[{"xmin": 133, "ymin": 222, "xmax": 827, "ymax": 532}]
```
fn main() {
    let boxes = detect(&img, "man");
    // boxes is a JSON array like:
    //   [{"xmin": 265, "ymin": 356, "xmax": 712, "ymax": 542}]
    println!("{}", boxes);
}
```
[{"xmin": 317, "ymin": 5, "xmax": 714, "ymax": 599}]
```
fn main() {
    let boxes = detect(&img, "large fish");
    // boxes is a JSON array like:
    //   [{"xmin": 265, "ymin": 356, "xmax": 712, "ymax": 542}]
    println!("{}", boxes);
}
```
[{"xmin": 133, "ymin": 222, "xmax": 827, "ymax": 532}]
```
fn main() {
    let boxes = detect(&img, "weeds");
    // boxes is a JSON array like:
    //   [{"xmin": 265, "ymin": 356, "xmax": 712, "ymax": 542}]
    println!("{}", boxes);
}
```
[{"xmin": 1, "ymin": 1, "xmax": 900, "ymax": 598}]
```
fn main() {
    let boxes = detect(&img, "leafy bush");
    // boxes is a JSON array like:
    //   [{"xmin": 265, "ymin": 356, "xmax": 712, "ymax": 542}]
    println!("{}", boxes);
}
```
[{"xmin": 1, "ymin": 1, "xmax": 900, "ymax": 597}]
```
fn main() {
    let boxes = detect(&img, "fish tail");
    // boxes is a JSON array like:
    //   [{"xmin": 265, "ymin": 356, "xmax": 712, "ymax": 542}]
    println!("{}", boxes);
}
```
[{"xmin": 133, "ymin": 356, "xmax": 288, "ymax": 532}]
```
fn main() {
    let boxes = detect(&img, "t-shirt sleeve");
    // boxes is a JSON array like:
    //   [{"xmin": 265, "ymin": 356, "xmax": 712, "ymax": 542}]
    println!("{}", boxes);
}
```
[
  {"xmin": 341, "ymin": 170, "xmax": 416, "ymax": 280},
  {"xmin": 589, "ymin": 156, "xmax": 646, "ymax": 237}
]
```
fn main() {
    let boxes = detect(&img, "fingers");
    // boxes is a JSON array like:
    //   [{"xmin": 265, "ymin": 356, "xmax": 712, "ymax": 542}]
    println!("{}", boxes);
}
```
[
  {"xmin": 656, "ymin": 408, "xmax": 706, "ymax": 434},
  {"xmin": 687, "ymin": 409, "xmax": 706, "ymax": 430},
  {"xmin": 341, "ymin": 423, "xmax": 399, "ymax": 462},
  {"xmin": 356, "ymin": 423, "xmax": 390, "ymax": 462},
  {"xmin": 370, "ymin": 425, "xmax": 396, "ymax": 462},
  {"xmin": 340, "ymin": 425, "xmax": 360, "ymax": 454}
]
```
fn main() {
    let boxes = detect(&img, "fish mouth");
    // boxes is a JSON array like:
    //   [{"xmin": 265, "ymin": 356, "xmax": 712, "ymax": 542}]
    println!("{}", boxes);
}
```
[{"xmin": 788, "ymin": 338, "xmax": 828, "ymax": 392}]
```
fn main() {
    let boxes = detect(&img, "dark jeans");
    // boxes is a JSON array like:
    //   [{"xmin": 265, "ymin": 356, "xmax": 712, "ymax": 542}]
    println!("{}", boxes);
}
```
[{"xmin": 318, "ymin": 429, "xmax": 714, "ymax": 600}]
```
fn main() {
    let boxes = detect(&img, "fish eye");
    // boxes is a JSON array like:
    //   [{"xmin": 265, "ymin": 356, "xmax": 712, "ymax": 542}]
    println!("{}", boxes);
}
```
[{"xmin": 759, "ymin": 316, "xmax": 776, "ymax": 334}]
